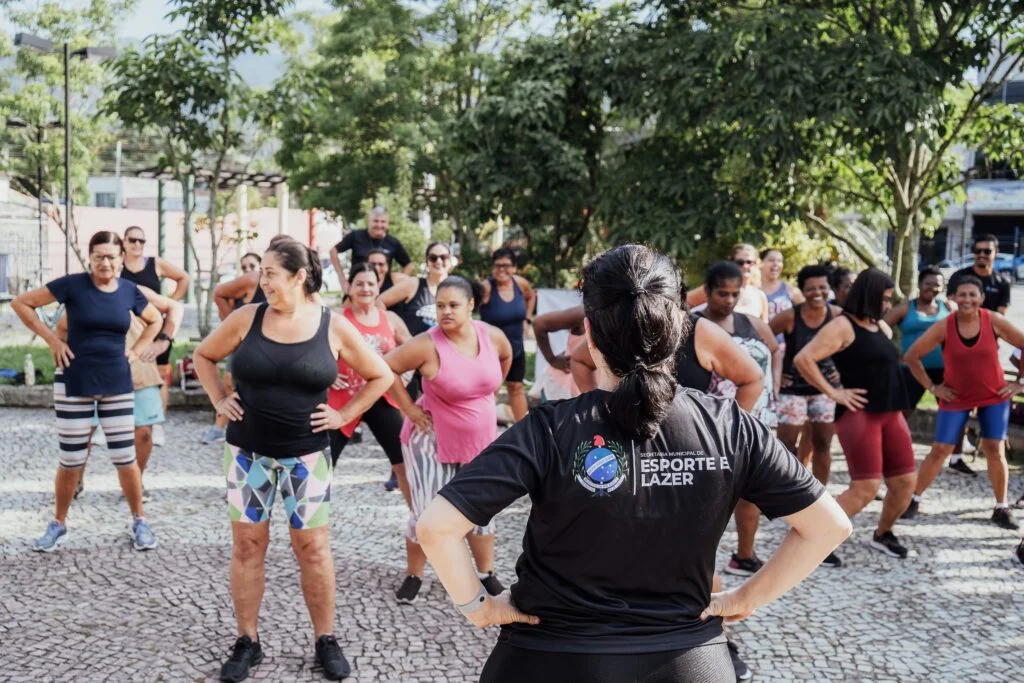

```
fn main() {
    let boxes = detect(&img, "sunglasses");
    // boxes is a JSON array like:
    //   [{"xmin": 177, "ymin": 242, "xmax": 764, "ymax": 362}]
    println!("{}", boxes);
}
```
[
  {"xmin": 734, "ymin": 259, "xmax": 756, "ymax": 266},
  {"xmin": 127, "ymin": 237, "xmax": 146, "ymax": 245},
  {"xmin": 427, "ymin": 253, "xmax": 450, "ymax": 263},
  {"xmin": 493, "ymin": 262, "xmax": 514, "ymax": 270},
  {"xmin": 974, "ymin": 248, "xmax": 993, "ymax": 255}
]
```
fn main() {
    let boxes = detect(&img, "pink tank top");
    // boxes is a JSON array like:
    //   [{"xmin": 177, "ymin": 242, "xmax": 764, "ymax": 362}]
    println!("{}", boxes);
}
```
[{"xmin": 401, "ymin": 320, "xmax": 503, "ymax": 464}]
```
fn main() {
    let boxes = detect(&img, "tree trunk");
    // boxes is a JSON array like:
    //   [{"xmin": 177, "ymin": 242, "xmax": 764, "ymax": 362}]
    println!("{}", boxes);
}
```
[{"xmin": 199, "ymin": 182, "xmax": 220, "ymax": 337}]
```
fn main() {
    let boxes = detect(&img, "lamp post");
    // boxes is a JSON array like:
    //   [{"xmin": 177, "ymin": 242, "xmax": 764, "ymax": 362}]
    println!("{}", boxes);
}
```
[
  {"xmin": 14, "ymin": 33, "xmax": 116, "ymax": 275},
  {"xmin": 6, "ymin": 118, "xmax": 63, "ymax": 285}
]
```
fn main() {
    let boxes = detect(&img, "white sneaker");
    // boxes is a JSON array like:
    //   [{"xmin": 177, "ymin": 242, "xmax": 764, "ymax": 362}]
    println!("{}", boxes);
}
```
[{"xmin": 152, "ymin": 423, "xmax": 166, "ymax": 447}]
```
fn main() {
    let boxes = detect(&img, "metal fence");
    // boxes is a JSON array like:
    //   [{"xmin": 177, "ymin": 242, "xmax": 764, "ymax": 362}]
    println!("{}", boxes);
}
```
[{"xmin": 0, "ymin": 234, "xmax": 42, "ymax": 297}]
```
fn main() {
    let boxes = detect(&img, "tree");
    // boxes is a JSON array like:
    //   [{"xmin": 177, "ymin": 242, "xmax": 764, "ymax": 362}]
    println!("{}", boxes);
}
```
[
  {"xmin": 608, "ymin": 1, "xmax": 1024, "ymax": 294},
  {"xmin": 0, "ymin": 0, "xmax": 136, "ymax": 271},
  {"xmin": 104, "ymin": 0, "xmax": 294, "ymax": 335}
]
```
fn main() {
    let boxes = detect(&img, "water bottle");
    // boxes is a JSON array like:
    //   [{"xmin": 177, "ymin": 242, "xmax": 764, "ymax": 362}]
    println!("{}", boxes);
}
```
[{"xmin": 24, "ymin": 353, "xmax": 35, "ymax": 387}]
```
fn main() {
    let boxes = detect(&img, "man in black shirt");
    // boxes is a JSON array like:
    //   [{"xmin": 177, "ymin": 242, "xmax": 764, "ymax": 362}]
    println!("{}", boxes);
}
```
[
  {"xmin": 947, "ymin": 233, "xmax": 1011, "ymax": 314},
  {"xmin": 329, "ymin": 206, "xmax": 413, "ymax": 292}
]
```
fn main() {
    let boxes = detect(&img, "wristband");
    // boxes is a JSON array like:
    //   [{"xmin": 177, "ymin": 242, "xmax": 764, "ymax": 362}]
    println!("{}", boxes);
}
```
[
  {"xmin": 156, "ymin": 331, "xmax": 173, "ymax": 342},
  {"xmin": 455, "ymin": 585, "xmax": 488, "ymax": 615}
]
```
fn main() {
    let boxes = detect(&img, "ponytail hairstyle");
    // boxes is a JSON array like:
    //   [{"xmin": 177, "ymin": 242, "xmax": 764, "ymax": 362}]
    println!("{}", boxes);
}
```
[
  {"xmin": 580, "ymin": 244, "xmax": 684, "ymax": 439},
  {"xmin": 265, "ymin": 238, "xmax": 323, "ymax": 295}
]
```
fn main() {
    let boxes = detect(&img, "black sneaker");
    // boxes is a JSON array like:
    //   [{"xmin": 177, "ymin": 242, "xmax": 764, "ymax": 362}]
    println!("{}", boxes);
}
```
[
  {"xmin": 1013, "ymin": 495, "xmax": 1024, "ymax": 510},
  {"xmin": 74, "ymin": 480, "xmax": 84, "ymax": 500},
  {"xmin": 992, "ymin": 507, "xmax": 1020, "ymax": 531},
  {"xmin": 727, "ymin": 639, "xmax": 753, "ymax": 681},
  {"xmin": 901, "ymin": 499, "xmax": 919, "ymax": 520},
  {"xmin": 820, "ymin": 551, "xmax": 843, "ymax": 568},
  {"xmin": 1015, "ymin": 540, "xmax": 1024, "ymax": 566},
  {"xmin": 870, "ymin": 531, "xmax": 908, "ymax": 559},
  {"xmin": 724, "ymin": 553, "xmax": 764, "ymax": 577},
  {"xmin": 220, "ymin": 635, "xmax": 264, "ymax": 683},
  {"xmin": 314, "ymin": 635, "xmax": 351, "ymax": 680},
  {"xmin": 349, "ymin": 430, "xmax": 363, "ymax": 445},
  {"xmin": 480, "ymin": 572, "xmax": 504, "ymax": 596},
  {"xmin": 948, "ymin": 459, "xmax": 977, "ymax": 476},
  {"xmin": 396, "ymin": 575, "xmax": 422, "ymax": 605}
]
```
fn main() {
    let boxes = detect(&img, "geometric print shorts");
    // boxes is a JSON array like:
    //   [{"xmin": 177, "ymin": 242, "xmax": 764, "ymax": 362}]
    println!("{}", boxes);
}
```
[{"xmin": 224, "ymin": 445, "xmax": 332, "ymax": 530}]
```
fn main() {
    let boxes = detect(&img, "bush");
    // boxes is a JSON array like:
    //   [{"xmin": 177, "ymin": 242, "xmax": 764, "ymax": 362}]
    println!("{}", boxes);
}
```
[{"xmin": 0, "ymin": 342, "xmax": 198, "ymax": 385}]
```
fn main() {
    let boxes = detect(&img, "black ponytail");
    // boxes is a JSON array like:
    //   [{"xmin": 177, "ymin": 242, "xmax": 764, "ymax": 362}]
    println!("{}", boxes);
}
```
[
  {"xmin": 580, "ymin": 244, "xmax": 684, "ymax": 439},
  {"xmin": 265, "ymin": 238, "xmax": 323, "ymax": 295}
]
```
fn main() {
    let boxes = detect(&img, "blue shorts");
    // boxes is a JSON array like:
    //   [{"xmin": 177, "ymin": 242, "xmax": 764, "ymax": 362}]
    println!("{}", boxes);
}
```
[
  {"xmin": 935, "ymin": 401, "xmax": 1010, "ymax": 444},
  {"xmin": 91, "ymin": 385, "xmax": 165, "ymax": 428}
]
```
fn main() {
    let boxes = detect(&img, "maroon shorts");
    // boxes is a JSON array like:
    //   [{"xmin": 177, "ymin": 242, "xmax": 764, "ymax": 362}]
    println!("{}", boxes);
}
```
[{"xmin": 834, "ymin": 410, "xmax": 916, "ymax": 481}]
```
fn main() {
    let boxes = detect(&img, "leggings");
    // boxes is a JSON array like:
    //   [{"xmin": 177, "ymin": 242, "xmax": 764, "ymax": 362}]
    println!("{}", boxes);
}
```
[
  {"xmin": 328, "ymin": 398, "xmax": 404, "ymax": 467},
  {"xmin": 403, "ymin": 427, "xmax": 494, "ymax": 542},
  {"xmin": 480, "ymin": 642, "xmax": 735, "ymax": 683},
  {"xmin": 54, "ymin": 373, "xmax": 135, "ymax": 470}
]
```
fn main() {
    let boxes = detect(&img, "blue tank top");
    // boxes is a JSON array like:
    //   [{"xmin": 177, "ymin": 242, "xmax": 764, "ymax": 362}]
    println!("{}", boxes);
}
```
[
  {"xmin": 766, "ymin": 282, "xmax": 794, "ymax": 343},
  {"xmin": 899, "ymin": 298, "xmax": 949, "ymax": 369},
  {"xmin": 480, "ymin": 277, "xmax": 527, "ymax": 356}
]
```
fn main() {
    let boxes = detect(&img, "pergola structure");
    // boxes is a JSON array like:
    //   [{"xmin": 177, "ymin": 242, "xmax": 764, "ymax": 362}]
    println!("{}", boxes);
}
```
[{"xmin": 135, "ymin": 166, "xmax": 287, "ymax": 189}]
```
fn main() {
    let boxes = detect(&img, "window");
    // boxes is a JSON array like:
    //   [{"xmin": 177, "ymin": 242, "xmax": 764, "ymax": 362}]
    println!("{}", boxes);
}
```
[{"xmin": 95, "ymin": 192, "xmax": 117, "ymax": 208}]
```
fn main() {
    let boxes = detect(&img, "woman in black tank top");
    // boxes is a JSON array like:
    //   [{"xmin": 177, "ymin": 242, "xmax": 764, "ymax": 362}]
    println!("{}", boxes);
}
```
[
  {"xmin": 377, "ymin": 241, "xmax": 452, "ymax": 336},
  {"xmin": 193, "ymin": 239, "xmax": 393, "ymax": 682},
  {"xmin": 769, "ymin": 266, "xmax": 843, "ymax": 490},
  {"xmin": 795, "ymin": 268, "xmax": 916, "ymax": 566}
]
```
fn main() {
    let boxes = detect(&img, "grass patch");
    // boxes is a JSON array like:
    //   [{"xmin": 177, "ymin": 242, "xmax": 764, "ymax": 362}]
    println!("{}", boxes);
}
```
[{"xmin": 0, "ymin": 341, "xmax": 199, "ymax": 385}]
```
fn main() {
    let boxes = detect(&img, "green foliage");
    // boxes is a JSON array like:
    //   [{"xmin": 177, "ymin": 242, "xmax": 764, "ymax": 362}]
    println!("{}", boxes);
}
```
[{"xmin": 0, "ymin": 343, "xmax": 198, "ymax": 385}]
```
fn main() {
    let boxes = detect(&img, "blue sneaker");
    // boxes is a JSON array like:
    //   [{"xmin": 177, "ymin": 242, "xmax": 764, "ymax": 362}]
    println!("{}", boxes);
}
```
[
  {"xmin": 131, "ymin": 518, "xmax": 157, "ymax": 550},
  {"xmin": 33, "ymin": 521, "xmax": 67, "ymax": 552},
  {"xmin": 384, "ymin": 471, "xmax": 399, "ymax": 492}
]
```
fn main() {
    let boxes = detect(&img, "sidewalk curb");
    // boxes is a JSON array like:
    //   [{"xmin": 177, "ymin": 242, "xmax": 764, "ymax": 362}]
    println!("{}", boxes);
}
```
[{"xmin": 0, "ymin": 384, "xmax": 211, "ymax": 409}]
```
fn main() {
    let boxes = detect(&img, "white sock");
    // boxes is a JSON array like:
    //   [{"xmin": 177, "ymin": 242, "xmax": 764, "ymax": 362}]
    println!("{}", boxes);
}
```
[
  {"xmin": 477, "ymin": 571, "xmax": 493, "ymax": 580},
  {"xmin": 949, "ymin": 454, "xmax": 963, "ymax": 464},
  {"xmin": 912, "ymin": 494, "xmax": 922, "ymax": 502},
  {"xmin": 995, "ymin": 501, "xmax": 1008, "ymax": 509}
]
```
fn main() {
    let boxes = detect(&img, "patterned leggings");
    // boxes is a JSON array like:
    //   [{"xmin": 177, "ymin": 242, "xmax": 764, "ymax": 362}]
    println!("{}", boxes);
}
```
[
  {"xmin": 54, "ymin": 373, "xmax": 135, "ymax": 470},
  {"xmin": 402, "ymin": 428, "xmax": 494, "ymax": 543}
]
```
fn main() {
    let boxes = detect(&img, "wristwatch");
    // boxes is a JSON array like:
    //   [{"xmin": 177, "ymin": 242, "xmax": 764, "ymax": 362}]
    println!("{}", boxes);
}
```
[
  {"xmin": 455, "ymin": 585, "xmax": 488, "ymax": 615},
  {"xmin": 156, "ymin": 331, "xmax": 174, "ymax": 343}
]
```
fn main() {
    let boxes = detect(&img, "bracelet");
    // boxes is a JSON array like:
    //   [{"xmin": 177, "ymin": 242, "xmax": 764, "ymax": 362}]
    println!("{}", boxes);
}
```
[{"xmin": 455, "ymin": 585, "xmax": 488, "ymax": 615}]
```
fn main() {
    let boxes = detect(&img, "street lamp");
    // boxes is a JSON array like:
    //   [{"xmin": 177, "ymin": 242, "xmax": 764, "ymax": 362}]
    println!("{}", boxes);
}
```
[
  {"xmin": 6, "ymin": 117, "xmax": 63, "ymax": 285},
  {"xmin": 14, "ymin": 33, "xmax": 116, "ymax": 276}
]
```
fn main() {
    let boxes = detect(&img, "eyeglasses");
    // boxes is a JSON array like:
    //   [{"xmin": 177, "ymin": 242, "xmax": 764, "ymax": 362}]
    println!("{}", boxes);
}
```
[
  {"xmin": 974, "ymin": 248, "xmax": 993, "ymax": 255},
  {"xmin": 368, "ymin": 261, "xmax": 388, "ymax": 269},
  {"xmin": 493, "ymin": 262, "xmax": 514, "ymax": 270},
  {"xmin": 127, "ymin": 237, "xmax": 146, "ymax": 245},
  {"xmin": 734, "ymin": 259, "xmax": 756, "ymax": 266},
  {"xmin": 428, "ymin": 253, "xmax": 450, "ymax": 263},
  {"xmin": 90, "ymin": 254, "xmax": 121, "ymax": 263}
]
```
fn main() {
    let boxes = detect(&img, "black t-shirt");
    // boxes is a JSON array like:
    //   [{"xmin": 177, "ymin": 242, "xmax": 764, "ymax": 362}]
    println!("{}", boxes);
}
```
[
  {"xmin": 335, "ymin": 230, "xmax": 411, "ymax": 269},
  {"xmin": 439, "ymin": 388, "xmax": 825, "ymax": 655},
  {"xmin": 947, "ymin": 266, "xmax": 1010, "ymax": 312}
]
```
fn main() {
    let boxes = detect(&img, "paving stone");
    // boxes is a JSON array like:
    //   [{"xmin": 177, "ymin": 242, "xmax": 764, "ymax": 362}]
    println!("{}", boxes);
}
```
[{"xmin": 0, "ymin": 407, "xmax": 1021, "ymax": 681}]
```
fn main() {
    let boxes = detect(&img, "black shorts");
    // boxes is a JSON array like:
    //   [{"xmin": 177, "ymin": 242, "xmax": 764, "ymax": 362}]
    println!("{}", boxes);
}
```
[
  {"xmin": 902, "ymin": 365, "xmax": 944, "ymax": 407},
  {"xmin": 328, "ymin": 398, "xmax": 404, "ymax": 467},
  {"xmin": 480, "ymin": 641, "xmax": 733, "ymax": 683},
  {"xmin": 506, "ymin": 352, "xmax": 526, "ymax": 383},
  {"xmin": 155, "ymin": 340, "xmax": 172, "ymax": 368}
]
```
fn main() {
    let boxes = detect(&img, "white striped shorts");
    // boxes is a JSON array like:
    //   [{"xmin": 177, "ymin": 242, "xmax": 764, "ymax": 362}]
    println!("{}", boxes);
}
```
[
  {"xmin": 54, "ymin": 372, "xmax": 136, "ymax": 469},
  {"xmin": 402, "ymin": 428, "xmax": 495, "ymax": 543}
]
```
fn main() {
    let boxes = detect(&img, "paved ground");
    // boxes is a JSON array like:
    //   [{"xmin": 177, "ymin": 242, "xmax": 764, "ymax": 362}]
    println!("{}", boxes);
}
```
[{"xmin": 1, "ymin": 408, "xmax": 1022, "ymax": 683}]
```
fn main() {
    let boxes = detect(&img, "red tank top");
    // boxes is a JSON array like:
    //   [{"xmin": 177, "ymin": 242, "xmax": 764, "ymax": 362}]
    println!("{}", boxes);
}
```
[
  {"xmin": 327, "ymin": 306, "xmax": 398, "ymax": 436},
  {"xmin": 940, "ymin": 308, "xmax": 1006, "ymax": 411}
]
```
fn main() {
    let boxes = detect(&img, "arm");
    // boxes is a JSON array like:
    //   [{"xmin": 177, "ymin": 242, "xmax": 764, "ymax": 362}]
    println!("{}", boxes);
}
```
[
  {"xmin": 793, "ymin": 317, "xmax": 865, "ymax": 410},
  {"xmin": 11, "ymin": 286, "xmax": 73, "ymax": 368},
  {"xmin": 788, "ymin": 283, "xmax": 805, "ymax": 305},
  {"xmin": 759, "ymin": 290, "xmax": 770, "ymax": 322},
  {"xmin": 194, "ymin": 308, "xmax": 253, "ymax": 421},
  {"xmin": 533, "ymin": 305, "xmax": 585, "ymax": 372},
  {"xmin": 703, "ymin": 495, "xmax": 851, "ymax": 624},
  {"xmin": 156, "ymin": 258, "xmax": 190, "ymax": 301},
  {"xmin": 383, "ymin": 335, "xmax": 435, "ymax": 430},
  {"xmin": 990, "ymin": 314, "xmax": 1024, "ymax": 396},
  {"xmin": 902, "ymin": 320, "xmax": 951, "ymax": 400},
  {"xmin": 768, "ymin": 308, "xmax": 795, "ymax": 337},
  {"xmin": 137, "ymin": 286, "xmax": 184, "ymax": 362},
  {"xmin": 312, "ymin": 314, "xmax": 394, "ymax": 432},
  {"xmin": 387, "ymin": 311, "xmax": 412, "ymax": 345},
  {"xmin": 694, "ymin": 319, "xmax": 763, "ymax": 412},
  {"xmin": 489, "ymin": 325, "xmax": 513, "ymax": 380},
  {"xmin": 686, "ymin": 286, "xmax": 707, "ymax": 309},
  {"xmin": 213, "ymin": 273, "xmax": 256, "ymax": 321},
  {"xmin": 131, "ymin": 303, "xmax": 163, "ymax": 360},
  {"xmin": 392, "ymin": 240, "xmax": 414, "ymax": 276},
  {"xmin": 329, "ymin": 245, "xmax": 349, "ymax": 294},
  {"xmin": 517, "ymin": 276, "xmax": 537, "ymax": 320},
  {"xmin": 882, "ymin": 302, "xmax": 909, "ymax": 329},
  {"xmin": 569, "ymin": 338, "xmax": 597, "ymax": 392},
  {"xmin": 377, "ymin": 276, "xmax": 417, "ymax": 310},
  {"xmin": 401, "ymin": 262, "xmax": 416, "ymax": 276},
  {"xmin": 478, "ymin": 279, "xmax": 492, "ymax": 306}
]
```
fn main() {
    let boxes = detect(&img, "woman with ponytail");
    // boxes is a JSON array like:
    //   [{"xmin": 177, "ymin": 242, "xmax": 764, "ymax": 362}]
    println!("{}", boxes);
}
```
[
  {"xmin": 414, "ymin": 244, "xmax": 851, "ymax": 683},
  {"xmin": 193, "ymin": 239, "xmax": 393, "ymax": 682}
]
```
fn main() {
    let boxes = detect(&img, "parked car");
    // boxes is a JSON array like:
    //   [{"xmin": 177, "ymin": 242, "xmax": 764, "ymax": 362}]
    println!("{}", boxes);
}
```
[{"xmin": 936, "ymin": 253, "xmax": 1017, "ymax": 282}]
